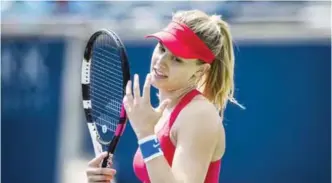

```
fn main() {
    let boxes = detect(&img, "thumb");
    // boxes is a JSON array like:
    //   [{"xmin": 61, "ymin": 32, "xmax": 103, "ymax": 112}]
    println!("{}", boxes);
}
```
[
  {"xmin": 88, "ymin": 152, "xmax": 110, "ymax": 167},
  {"xmin": 156, "ymin": 99, "xmax": 171, "ymax": 114}
]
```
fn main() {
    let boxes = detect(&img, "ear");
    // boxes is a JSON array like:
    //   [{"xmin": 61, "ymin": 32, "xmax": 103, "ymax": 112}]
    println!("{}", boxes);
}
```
[{"xmin": 195, "ymin": 63, "xmax": 210, "ymax": 78}]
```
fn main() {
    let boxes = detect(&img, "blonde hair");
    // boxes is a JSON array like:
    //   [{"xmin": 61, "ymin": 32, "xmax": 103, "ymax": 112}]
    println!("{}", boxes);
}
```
[{"xmin": 172, "ymin": 10, "xmax": 244, "ymax": 113}]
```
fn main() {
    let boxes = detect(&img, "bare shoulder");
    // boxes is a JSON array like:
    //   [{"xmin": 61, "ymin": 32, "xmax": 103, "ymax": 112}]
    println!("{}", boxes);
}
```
[
  {"xmin": 175, "ymin": 95, "xmax": 221, "ymax": 133},
  {"xmin": 170, "ymin": 95, "xmax": 226, "ymax": 159}
]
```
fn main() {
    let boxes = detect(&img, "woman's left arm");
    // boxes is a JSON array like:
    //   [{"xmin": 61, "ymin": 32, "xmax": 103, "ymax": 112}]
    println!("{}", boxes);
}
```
[
  {"xmin": 144, "ymin": 103, "xmax": 222, "ymax": 183},
  {"xmin": 124, "ymin": 74, "xmax": 223, "ymax": 183}
]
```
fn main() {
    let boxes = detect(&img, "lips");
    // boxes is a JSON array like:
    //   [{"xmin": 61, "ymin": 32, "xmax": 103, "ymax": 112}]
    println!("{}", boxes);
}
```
[{"xmin": 153, "ymin": 68, "xmax": 168, "ymax": 78}]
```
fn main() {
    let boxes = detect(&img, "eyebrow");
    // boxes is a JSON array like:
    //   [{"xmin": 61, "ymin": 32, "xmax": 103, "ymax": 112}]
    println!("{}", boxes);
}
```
[{"xmin": 158, "ymin": 41, "xmax": 185, "ymax": 62}]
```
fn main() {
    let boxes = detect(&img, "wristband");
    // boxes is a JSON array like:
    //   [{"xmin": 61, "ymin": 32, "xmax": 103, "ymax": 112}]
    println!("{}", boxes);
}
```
[{"xmin": 138, "ymin": 134, "xmax": 164, "ymax": 163}]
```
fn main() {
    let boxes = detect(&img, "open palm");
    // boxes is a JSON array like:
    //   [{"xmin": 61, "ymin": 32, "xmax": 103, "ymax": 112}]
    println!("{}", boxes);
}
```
[{"xmin": 123, "ymin": 73, "xmax": 170, "ymax": 139}]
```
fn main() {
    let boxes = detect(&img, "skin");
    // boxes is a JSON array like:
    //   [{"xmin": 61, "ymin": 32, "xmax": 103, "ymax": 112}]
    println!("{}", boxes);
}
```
[
  {"xmin": 86, "ymin": 42, "xmax": 226, "ymax": 183},
  {"xmin": 86, "ymin": 152, "xmax": 116, "ymax": 183}
]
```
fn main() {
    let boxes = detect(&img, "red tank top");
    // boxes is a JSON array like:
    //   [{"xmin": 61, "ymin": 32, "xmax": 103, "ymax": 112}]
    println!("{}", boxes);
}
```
[{"xmin": 132, "ymin": 89, "xmax": 221, "ymax": 183}]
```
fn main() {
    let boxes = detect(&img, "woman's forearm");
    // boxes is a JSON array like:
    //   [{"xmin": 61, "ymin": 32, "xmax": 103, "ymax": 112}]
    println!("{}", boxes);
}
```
[
  {"xmin": 145, "ymin": 155, "xmax": 180, "ymax": 183},
  {"xmin": 137, "ymin": 132, "xmax": 180, "ymax": 183}
]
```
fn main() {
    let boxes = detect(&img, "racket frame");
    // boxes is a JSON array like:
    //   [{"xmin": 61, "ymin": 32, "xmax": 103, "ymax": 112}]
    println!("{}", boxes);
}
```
[{"xmin": 81, "ymin": 29, "xmax": 130, "ymax": 167}]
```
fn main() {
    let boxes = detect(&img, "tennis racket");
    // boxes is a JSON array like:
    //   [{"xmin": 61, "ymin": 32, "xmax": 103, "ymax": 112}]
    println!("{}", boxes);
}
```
[{"xmin": 81, "ymin": 29, "xmax": 130, "ymax": 168}]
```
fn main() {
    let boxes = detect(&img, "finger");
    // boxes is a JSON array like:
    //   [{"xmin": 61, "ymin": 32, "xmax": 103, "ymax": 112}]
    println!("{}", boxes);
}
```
[
  {"xmin": 88, "ymin": 152, "xmax": 109, "ymax": 167},
  {"xmin": 156, "ymin": 99, "xmax": 171, "ymax": 114},
  {"xmin": 86, "ymin": 167, "xmax": 116, "ymax": 176},
  {"xmin": 87, "ymin": 174, "xmax": 114, "ymax": 182},
  {"xmin": 123, "ymin": 97, "xmax": 132, "ymax": 112},
  {"xmin": 133, "ymin": 74, "xmax": 141, "ymax": 104},
  {"xmin": 98, "ymin": 168, "xmax": 116, "ymax": 176},
  {"xmin": 142, "ymin": 73, "xmax": 151, "ymax": 104},
  {"xmin": 124, "ymin": 80, "xmax": 133, "ymax": 107},
  {"xmin": 88, "ymin": 175, "xmax": 112, "ymax": 182},
  {"xmin": 126, "ymin": 80, "xmax": 132, "ymax": 96}
]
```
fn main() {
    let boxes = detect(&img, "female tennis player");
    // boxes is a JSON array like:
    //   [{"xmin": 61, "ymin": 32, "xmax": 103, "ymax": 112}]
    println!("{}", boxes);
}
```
[{"xmin": 86, "ymin": 9, "xmax": 243, "ymax": 183}]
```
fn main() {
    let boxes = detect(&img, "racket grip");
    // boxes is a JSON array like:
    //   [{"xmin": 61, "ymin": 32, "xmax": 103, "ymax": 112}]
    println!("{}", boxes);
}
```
[{"xmin": 101, "ymin": 153, "xmax": 112, "ymax": 168}]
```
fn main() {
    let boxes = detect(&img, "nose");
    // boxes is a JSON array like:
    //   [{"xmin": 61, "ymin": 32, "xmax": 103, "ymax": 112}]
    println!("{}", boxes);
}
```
[{"xmin": 155, "ymin": 52, "xmax": 169, "ymax": 67}]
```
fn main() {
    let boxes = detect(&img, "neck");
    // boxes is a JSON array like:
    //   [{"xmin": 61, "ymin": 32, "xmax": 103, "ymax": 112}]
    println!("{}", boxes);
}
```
[{"xmin": 158, "ymin": 84, "xmax": 197, "ymax": 110}]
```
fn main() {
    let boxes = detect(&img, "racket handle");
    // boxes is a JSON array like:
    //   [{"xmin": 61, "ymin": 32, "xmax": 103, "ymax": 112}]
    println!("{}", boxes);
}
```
[
  {"xmin": 101, "ymin": 154, "xmax": 111, "ymax": 168},
  {"xmin": 101, "ymin": 136, "xmax": 119, "ymax": 167}
]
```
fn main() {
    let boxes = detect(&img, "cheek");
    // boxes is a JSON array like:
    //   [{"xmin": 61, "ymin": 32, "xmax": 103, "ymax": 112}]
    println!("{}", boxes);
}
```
[
  {"xmin": 169, "ymin": 66, "xmax": 193, "ymax": 82},
  {"xmin": 150, "ymin": 55, "xmax": 157, "ymax": 71},
  {"xmin": 150, "ymin": 48, "xmax": 160, "ymax": 68}
]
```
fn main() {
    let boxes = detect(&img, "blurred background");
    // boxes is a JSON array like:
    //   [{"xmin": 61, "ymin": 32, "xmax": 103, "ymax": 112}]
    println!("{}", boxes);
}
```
[{"xmin": 1, "ymin": 1, "xmax": 331, "ymax": 183}]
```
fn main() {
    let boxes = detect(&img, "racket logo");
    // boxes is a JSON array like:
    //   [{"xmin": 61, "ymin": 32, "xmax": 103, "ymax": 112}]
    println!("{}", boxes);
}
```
[{"xmin": 102, "ymin": 125, "xmax": 108, "ymax": 133}]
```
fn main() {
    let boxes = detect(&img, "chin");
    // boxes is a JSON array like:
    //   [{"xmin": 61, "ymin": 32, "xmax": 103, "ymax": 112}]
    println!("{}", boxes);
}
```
[
  {"xmin": 150, "ymin": 77, "xmax": 172, "ymax": 90},
  {"xmin": 151, "ymin": 78, "xmax": 165, "ymax": 89}
]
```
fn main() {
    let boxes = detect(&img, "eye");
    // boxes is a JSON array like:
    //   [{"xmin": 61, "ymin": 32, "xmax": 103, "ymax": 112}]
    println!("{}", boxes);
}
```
[
  {"xmin": 158, "ymin": 45, "xmax": 166, "ymax": 53},
  {"xmin": 173, "ymin": 57, "xmax": 183, "ymax": 63}
]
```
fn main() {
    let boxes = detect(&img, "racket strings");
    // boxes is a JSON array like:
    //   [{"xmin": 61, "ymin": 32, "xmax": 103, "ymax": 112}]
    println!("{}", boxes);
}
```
[
  {"xmin": 91, "ymin": 100, "xmax": 120, "ymax": 116},
  {"xmin": 95, "ymin": 47, "xmax": 121, "ymax": 61},
  {"xmin": 90, "ymin": 34, "xmax": 124, "ymax": 135},
  {"xmin": 95, "ymin": 115, "xmax": 118, "ymax": 131},
  {"xmin": 94, "ymin": 100, "xmax": 122, "ymax": 132},
  {"xmin": 93, "ymin": 50, "xmax": 122, "ymax": 70},
  {"xmin": 90, "ymin": 64, "xmax": 123, "ymax": 89},
  {"xmin": 91, "ymin": 71, "xmax": 123, "ymax": 92},
  {"xmin": 91, "ymin": 86, "xmax": 122, "ymax": 103}
]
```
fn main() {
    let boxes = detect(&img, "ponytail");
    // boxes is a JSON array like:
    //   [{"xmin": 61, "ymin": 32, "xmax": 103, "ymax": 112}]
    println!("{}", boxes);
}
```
[{"xmin": 200, "ymin": 19, "xmax": 244, "ymax": 113}]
